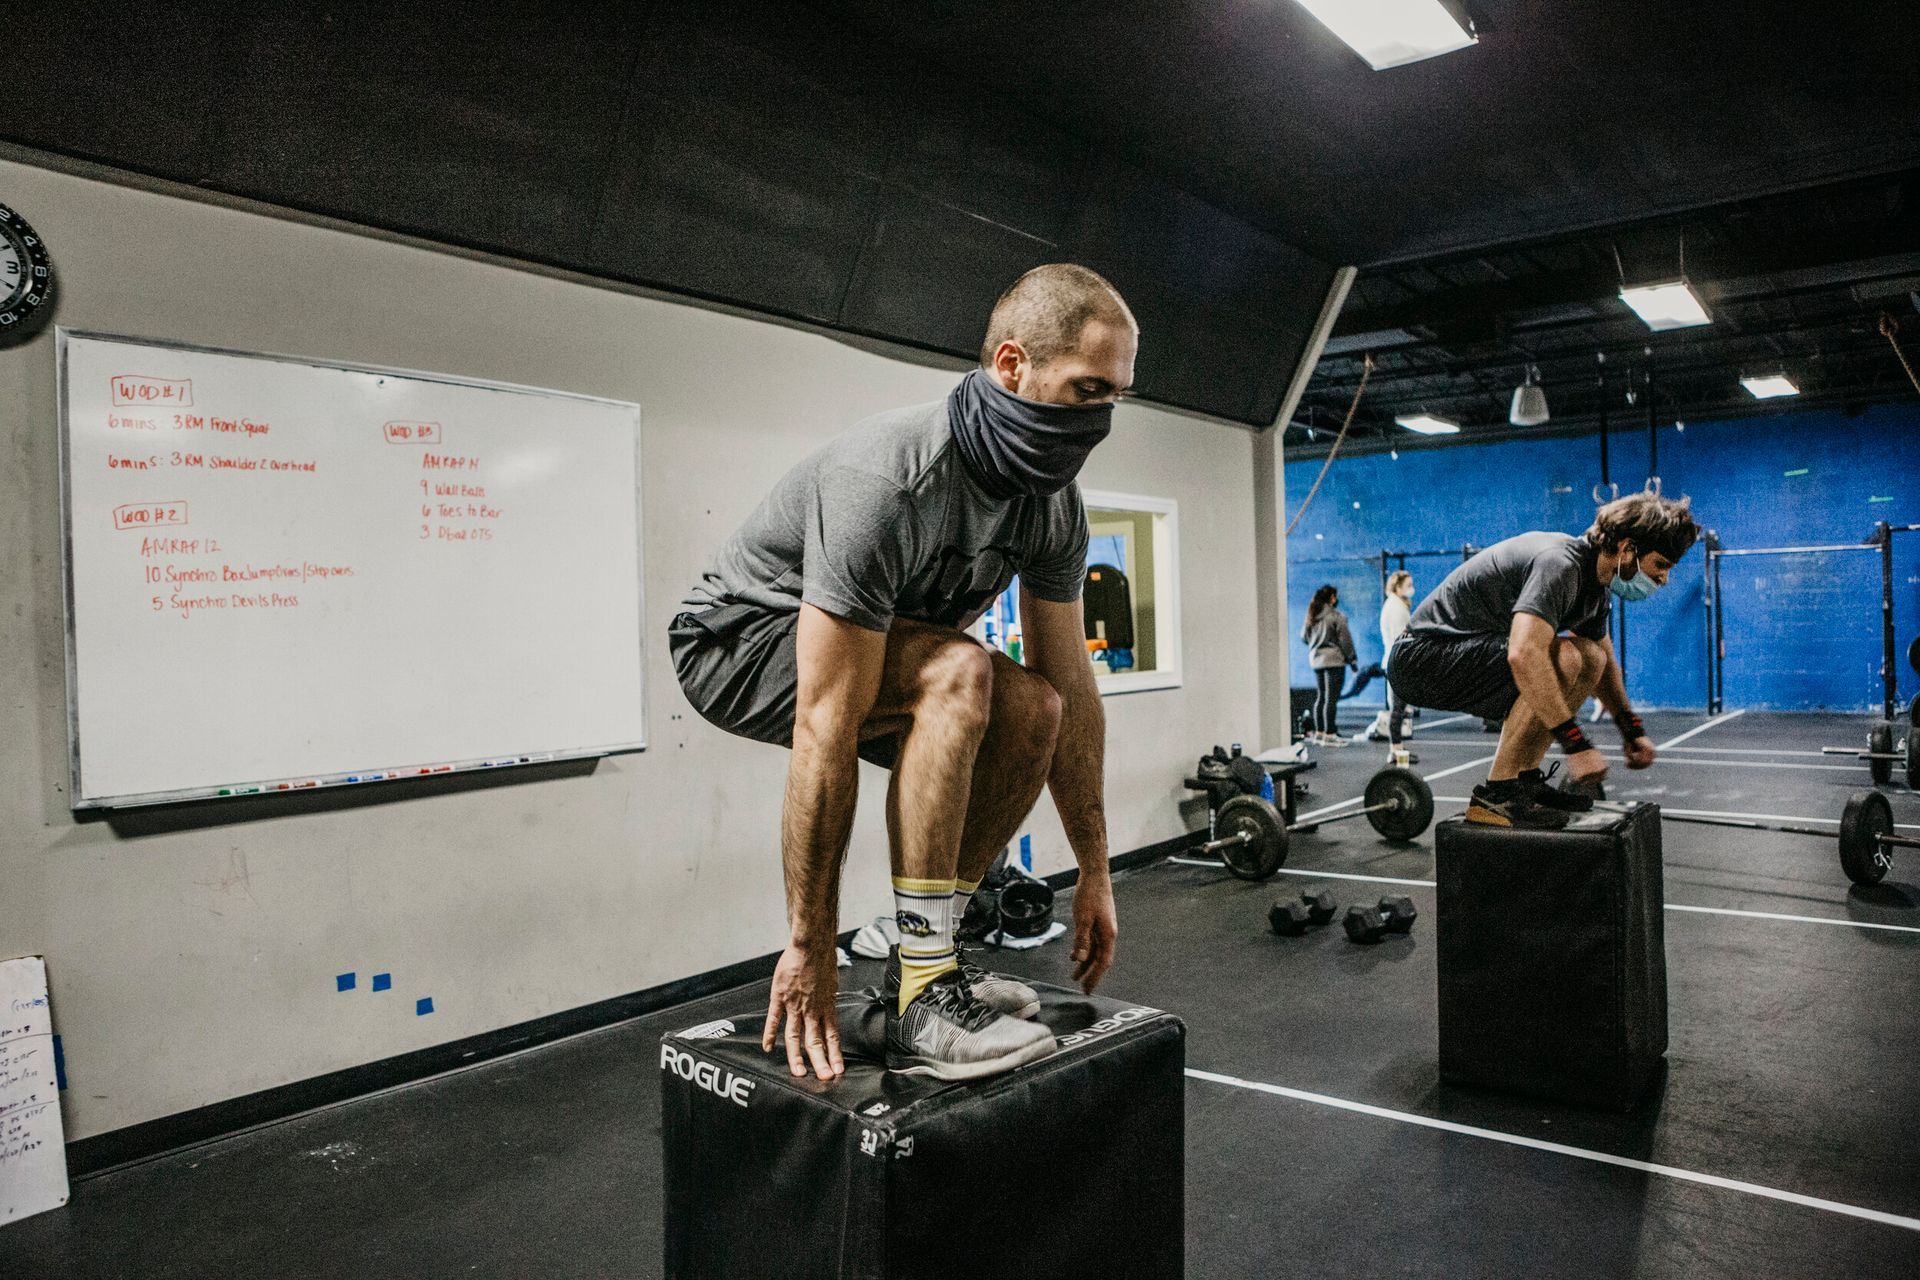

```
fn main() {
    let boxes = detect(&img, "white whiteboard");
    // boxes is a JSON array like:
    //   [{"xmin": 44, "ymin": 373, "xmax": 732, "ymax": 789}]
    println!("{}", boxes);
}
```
[
  {"xmin": 58, "ymin": 331, "xmax": 646, "ymax": 808},
  {"xmin": 1, "ymin": 956, "xmax": 67, "ymax": 1224}
]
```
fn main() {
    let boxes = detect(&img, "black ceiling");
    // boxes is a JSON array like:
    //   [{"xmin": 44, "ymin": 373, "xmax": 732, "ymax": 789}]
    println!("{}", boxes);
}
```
[
  {"xmin": 807, "ymin": 0, "xmax": 1920, "ymax": 269},
  {"xmin": 11, "ymin": 1, "xmax": 1917, "ymax": 440},
  {"xmin": 1289, "ymin": 170, "xmax": 1920, "ymax": 456},
  {"xmin": 2, "ymin": 1, "xmax": 1334, "ymax": 427}
]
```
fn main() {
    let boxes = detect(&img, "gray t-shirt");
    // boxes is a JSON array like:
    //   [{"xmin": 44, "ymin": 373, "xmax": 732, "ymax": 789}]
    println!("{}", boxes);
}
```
[
  {"xmin": 683, "ymin": 398, "xmax": 1089, "ymax": 632},
  {"xmin": 1407, "ymin": 532, "xmax": 1612, "ymax": 641}
]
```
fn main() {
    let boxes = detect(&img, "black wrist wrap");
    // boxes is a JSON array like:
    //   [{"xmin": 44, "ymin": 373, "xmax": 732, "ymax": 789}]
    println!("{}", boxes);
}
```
[
  {"xmin": 1614, "ymin": 711, "xmax": 1647, "ymax": 742},
  {"xmin": 1549, "ymin": 718, "xmax": 1592, "ymax": 754}
]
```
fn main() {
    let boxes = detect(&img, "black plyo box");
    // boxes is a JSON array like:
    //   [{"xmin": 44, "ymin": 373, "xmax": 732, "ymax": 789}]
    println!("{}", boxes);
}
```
[
  {"xmin": 1435, "ymin": 802, "xmax": 1668, "ymax": 1110},
  {"xmin": 661, "ymin": 983, "xmax": 1185, "ymax": 1279}
]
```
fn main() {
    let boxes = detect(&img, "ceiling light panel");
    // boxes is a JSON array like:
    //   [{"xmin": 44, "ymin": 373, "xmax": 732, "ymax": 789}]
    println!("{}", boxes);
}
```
[
  {"xmin": 1395, "ymin": 412, "xmax": 1461, "ymax": 435},
  {"xmin": 1619, "ymin": 281, "xmax": 1711, "ymax": 330},
  {"xmin": 1740, "ymin": 375, "xmax": 1799, "ymax": 399},
  {"xmin": 1292, "ymin": 0, "xmax": 1477, "ymax": 70}
]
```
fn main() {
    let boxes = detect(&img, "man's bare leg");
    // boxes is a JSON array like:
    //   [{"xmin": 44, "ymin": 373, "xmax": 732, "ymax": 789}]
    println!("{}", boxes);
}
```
[
  {"xmin": 858, "ymin": 621, "xmax": 996, "ymax": 886},
  {"xmin": 1490, "ymin": 637, "xmax": 1606, "ymax": 781},
  {"xmin": 953, "ymin": 652, "xmax": 1065, "ymax": 884},
  {"xmin": 855, "ymin": 620, "xmax": 1058, "ymax": 1071}
]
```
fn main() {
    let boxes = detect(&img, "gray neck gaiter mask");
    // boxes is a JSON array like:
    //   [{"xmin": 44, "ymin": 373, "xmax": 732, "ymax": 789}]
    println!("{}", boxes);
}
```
[{"xmin": 947, "ymin": 368, "xmax": 1113, "ymax": 500}]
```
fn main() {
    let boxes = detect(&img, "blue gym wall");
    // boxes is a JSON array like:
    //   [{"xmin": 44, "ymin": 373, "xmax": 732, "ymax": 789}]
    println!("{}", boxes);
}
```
[{"xmin": 1287, "ymin": 402, "xmax": 1920, "ymax": 713}]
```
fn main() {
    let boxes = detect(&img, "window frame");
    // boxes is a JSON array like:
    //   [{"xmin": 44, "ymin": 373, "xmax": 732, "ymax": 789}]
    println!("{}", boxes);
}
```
[{"xmin": 1080, "ymin": 488, "xmax": 1183, "ymax": 696}]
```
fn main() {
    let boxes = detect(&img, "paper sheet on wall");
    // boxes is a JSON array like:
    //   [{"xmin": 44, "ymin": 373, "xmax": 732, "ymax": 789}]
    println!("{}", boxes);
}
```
[{"xmin": 1, "ymin": 956, "xmax": 68, "ymax": 1225}]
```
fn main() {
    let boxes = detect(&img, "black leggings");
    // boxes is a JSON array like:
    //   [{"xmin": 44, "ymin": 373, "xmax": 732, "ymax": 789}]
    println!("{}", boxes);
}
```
[
  {"xmin": 1388, "ymin": 688, "xmax": 1410, "ymax": 745},
  {"xmin": 1313, "ymin": 668, "xmax": 1344, "ymax": 735}
]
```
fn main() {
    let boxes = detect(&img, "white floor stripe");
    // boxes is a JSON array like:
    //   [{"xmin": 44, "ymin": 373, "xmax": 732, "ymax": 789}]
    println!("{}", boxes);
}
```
[
  {"xmin": 1171, "ymin": 859, "xmax": 1920, "ymax": 935},
  {"xmin": 1399, "ymin": 741, "xmax": 1864, "ymax": 772},
  {"xmin": 1291, "ymin": 796, "xmax": 1364, "ymax": 824},
  {"xmin": 1656, "ymin": 709, "xmax": 1747, "ymax": 750},
  {"xmin": 1183, "ymin": 1069, "xmax": 1920, "ymax": 1234},
  {"xmin": 1650, "ymin": 805, "xmax": 1920, "ymax": 832},
  {"xmin": 1260, "ymin": 863, "xmax": 1436, "ymax": 888},
  {"xmin": 1421, "ymin": 753, "xmax": 1498, "ymax": 783},
  {"xmin": 1660, "ymin": 746, "xmax": 1831, "ymax": 758},
  {"xmin": 1664, "ymin": 903, "xmax": 1920, "ymax": 935},
  {"xmin": 1428, "ymin": 797, "xmax": 1920, "ymax": 834}
]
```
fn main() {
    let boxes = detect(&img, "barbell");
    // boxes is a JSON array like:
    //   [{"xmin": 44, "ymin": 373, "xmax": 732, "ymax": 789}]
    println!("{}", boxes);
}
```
[
  {"xmin": 1820, "ymin": 721, "xmax": 1920, "ymax": 788},
  {"xmin": 1614, "ymin": 792, "xmax": 1917, "ymax": 888},
  {"xmin": 1837, "ymin": 790, "xmax": 1920, "ymax": 886},
  {"xmin": 1201, "ymin": 766, "xmax": 1435, "ymax": 881}
]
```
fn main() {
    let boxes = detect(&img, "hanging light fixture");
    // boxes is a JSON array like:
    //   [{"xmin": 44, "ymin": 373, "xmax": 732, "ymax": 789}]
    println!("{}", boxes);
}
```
[{"xmin": 1509, "ymin": 364, "xmax": 1549, "ymax": 426}]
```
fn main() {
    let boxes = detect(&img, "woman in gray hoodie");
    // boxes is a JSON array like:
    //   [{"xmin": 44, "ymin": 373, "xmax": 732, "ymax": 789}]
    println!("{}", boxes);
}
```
[{"xmin": 1301, "ymin": 584, "xmax": 1358, "ymax": 745}]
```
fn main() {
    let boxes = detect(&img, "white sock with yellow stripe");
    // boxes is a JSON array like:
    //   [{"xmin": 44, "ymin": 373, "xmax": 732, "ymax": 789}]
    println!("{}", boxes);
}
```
[{"xmin": 893, "ymin": 875, "xmax": 958, "ymax": 1014}]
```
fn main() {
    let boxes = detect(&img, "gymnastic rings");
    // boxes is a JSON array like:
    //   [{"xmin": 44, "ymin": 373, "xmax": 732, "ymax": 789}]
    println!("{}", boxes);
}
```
[
  {"xmin": 1591, "ymin": 481, "xmax": 1619, "ymax": 504},
  {"xmin": 1644, "ymin": 476, "xmax": 1662, "ymax": 496}
]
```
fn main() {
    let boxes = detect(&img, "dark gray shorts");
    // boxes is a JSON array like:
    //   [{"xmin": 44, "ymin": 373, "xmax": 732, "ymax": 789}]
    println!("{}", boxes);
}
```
[
  {"xmin": 1385, "ymin": 630, "xmax": 1521, "ymax": 722},
  {"xmin": 669, "ymin": 604, "xmax": 901, "ymax": 768}
]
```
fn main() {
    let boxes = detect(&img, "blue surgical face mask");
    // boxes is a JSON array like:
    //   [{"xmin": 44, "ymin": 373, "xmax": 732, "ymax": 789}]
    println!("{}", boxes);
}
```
[{"xmin": 1610, "ymin": 557, "xmax": 1660, "ymax": 602}]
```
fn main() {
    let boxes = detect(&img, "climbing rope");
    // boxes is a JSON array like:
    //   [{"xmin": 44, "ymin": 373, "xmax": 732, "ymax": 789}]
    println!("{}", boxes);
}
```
[
  {"xmin": 1881, "ymin": 313, "xmax": 1920, "ymax": 398},
  {"xmin": 1286, "ymin": 353, "xmax": 1374, "ymax": 539}
]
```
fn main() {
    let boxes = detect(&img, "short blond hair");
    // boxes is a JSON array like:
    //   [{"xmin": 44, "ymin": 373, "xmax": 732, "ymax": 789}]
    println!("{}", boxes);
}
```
[
  {"xmin": 1386, "ymin": 570, "xmax": 1413, "ymax": 596},
  {"xmin": 980, "ymin": 264, "xmax": 1136, "ymax": 368}
]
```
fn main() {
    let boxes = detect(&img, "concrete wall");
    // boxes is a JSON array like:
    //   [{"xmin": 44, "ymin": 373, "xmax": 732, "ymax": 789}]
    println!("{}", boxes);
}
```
[{"xmin": 0, "ymin": 154, "xmax": 1269, "ymax": 1141}]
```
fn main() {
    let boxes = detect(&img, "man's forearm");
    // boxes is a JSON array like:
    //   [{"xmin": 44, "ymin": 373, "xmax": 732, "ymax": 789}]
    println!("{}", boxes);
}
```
[
  {"xmin": 1047, "ymin": 675, "xmax": 1110, "ymax": 876},
  {"xmin": 780, "ymin": 728, "xmax": 861, "ymax": 946}
]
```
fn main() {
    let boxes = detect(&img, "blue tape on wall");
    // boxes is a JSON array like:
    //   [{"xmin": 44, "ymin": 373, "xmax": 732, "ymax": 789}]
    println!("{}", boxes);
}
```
[
  {"xmin": 335, "ymin": 973, "xmax": 356, "ymax": 992},
  {"xmin": 416, "ymin": 997, "xmax": 434, "ymax": 1016},
  {"xmin": 1020, "ymin": 834, "xmax": 1032, "ymax": 870},
  {"xmin": 53, "ymin": 1033, "xmax": 67, "ymax": 1091},
  {"xmin": 372, "ymin": 973, "xmax": 391, "ymax": 992}
]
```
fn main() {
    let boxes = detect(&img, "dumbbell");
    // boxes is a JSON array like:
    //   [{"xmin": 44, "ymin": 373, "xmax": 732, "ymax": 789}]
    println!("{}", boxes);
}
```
[
  {"xmin": 1342, "ymin": 896, "xmax": 1419, "ymax": 943},
  {"xmin": 1269, "ymin": 890, "xmax": 1339, "ymax": 936}
]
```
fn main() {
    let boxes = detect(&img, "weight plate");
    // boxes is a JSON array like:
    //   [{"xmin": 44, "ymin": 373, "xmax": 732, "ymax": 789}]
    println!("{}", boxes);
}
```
[
  {"xmin": 1226, "ymin": 754, "xmax": 1265, "ymax": 797},
  {"xmin": 1838, "ymin": 790, "xmax": 1893, "ymax": 886},
  {"xmin": 1870, "ymin": 722, "xmax": 1894, "ymax": 786},
  {"xmin": 1215, "ymin": 794, "xmax": 1288, "ymax": 881},
  {"xmin": 1908, "ymin": 733, "xmax": 1920, "ymax": 791},
  {"xmin": 1909, "ymin": 634, "xmax": 1920, "ymax": 678},
  {"xmin": 1363, "ymin": 766, "xmax": 1435, "ymax": 842},
  {"xmin": 1910, "ymin": 692, "xmax": 1920, "ymax": 728}
]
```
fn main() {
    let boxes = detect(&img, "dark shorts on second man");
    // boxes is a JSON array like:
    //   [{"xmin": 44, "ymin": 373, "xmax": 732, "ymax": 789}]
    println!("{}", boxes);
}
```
[
  {"xmin": 669, "ymin": 603, "xmax": 902, "ymax": 769},
  {"xmin": 1385, "ymin": 630, "xmax": 1521, "ymax": 722}
]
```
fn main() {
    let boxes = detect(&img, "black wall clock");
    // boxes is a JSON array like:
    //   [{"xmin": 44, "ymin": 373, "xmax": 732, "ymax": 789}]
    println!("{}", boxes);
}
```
[{"xmin": 0, "ymin": 203, "xmax": 54, "ymax": 343}]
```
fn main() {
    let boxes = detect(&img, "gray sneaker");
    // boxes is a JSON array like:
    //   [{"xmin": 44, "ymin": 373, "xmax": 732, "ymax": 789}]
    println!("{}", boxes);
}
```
[
  {"xmin": 884, "ymin": 971, "xmax": 1055, "ymax": 1080},
  {"xmin": 884, "ymin": 945, "xmax": 1040, "ymax": 1020}
]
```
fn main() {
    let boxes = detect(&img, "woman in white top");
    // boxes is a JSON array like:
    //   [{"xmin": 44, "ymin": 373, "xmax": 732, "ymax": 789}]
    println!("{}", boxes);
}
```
[{"xmin": 1351, "ymin": 571, "xmax": 1416, "ymax": 756}]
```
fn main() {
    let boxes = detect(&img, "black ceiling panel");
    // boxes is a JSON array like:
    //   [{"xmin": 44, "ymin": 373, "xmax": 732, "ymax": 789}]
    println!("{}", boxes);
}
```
[
  {"xmin": 803, "ymin": 0, "xmax": 1920, "ymax": 268},
  {"xmin": 6, "ymin": 0, "xmax": 1338, "ymax": 426},
  {"xmin": 838, "ymin": 185, "xmax": 1057, "ymax": 358},
  {"xmin": 8, "ymin": 0, "xmax": 239, "ymax": 175},
  {"xmin": 587, "ymin": 2, "xmax": 897, "ymax": 323},
  {"xmin": 203, "ymin": 5, "xmax": 641, "ymax": 264},
  {"xmin": 882, "ymin": 95, "xmax": 1086, "ymax": 251}
]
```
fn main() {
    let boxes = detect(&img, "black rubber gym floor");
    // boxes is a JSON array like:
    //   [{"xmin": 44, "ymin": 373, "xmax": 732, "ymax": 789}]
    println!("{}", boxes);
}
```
[{"xmin": 8, "ymin": 712, "xmax": 1918, "ymax": 1277}]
